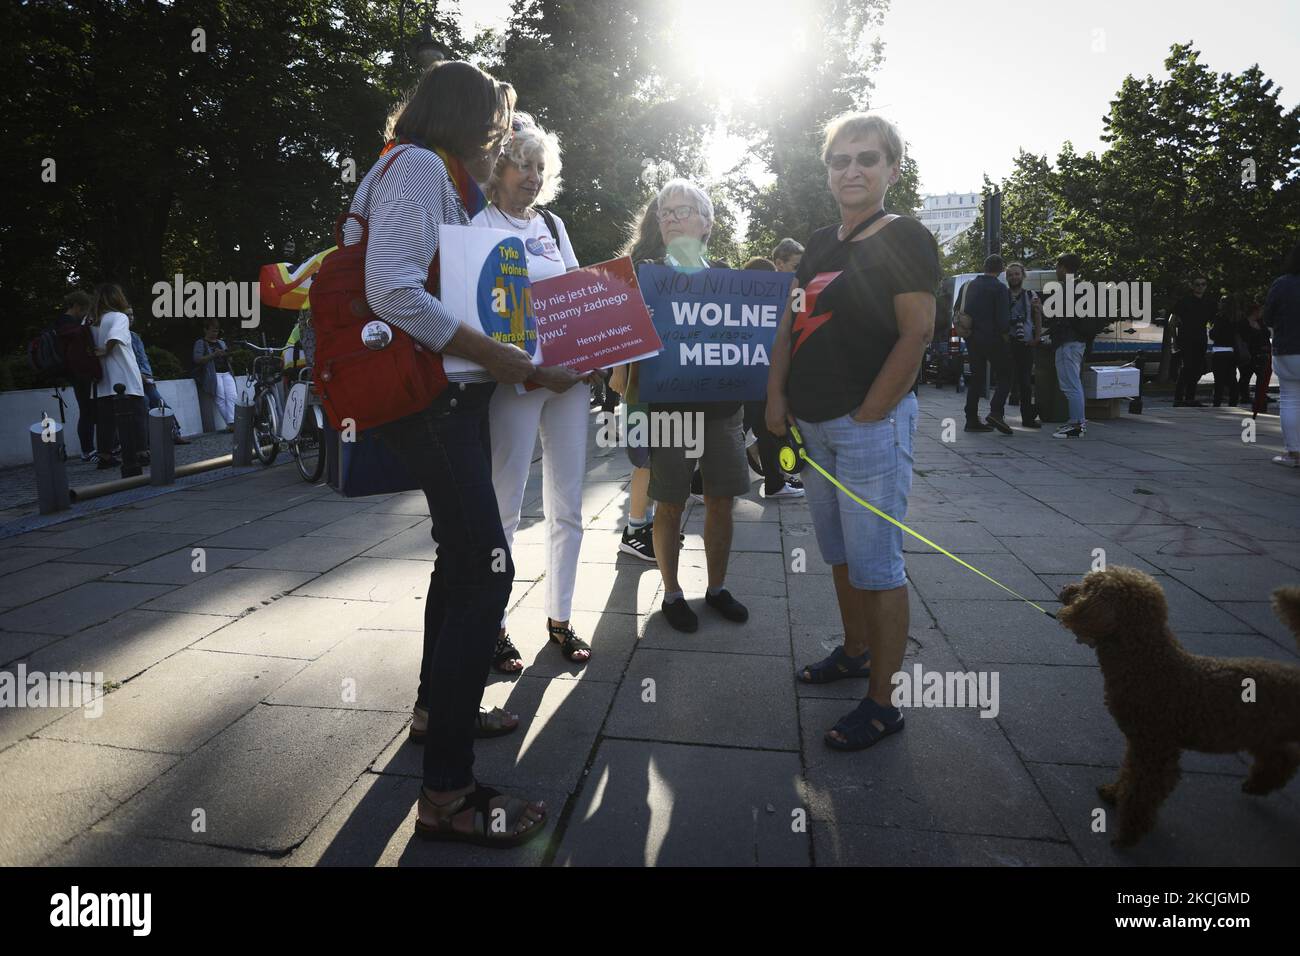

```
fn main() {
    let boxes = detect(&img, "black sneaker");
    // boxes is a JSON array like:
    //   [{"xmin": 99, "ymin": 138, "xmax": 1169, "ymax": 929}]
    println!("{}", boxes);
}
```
[
  {"xmin": 1022, "ymin": 418, "xmax": 1042, "ymax": 429},
  {"xmin": 619, "ymin": 525, "xmax": 656, "ymax": 561},
  {"xmin": 661, "ymin": 597, "xmax": 699, "ymax": 632},
  {"xmin": 964, "ymin": 420, "xmax": 994, "ymax": 432},
  {"xmin": 986, "ymin": 414, "xmax": 1013, "ymax": 435},
  {"xmin": 705, "ymin": 589, "xmax": 748, "ymax": 623}
]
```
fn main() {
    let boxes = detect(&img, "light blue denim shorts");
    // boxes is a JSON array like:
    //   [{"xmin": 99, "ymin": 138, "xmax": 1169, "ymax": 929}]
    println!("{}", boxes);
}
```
[{"xmin": 795, "ymin": 391, "xmax": 918, "ymax": 590}]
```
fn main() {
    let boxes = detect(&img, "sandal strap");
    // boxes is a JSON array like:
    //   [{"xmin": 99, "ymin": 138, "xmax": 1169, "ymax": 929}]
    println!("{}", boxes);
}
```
[
  {"xmin": 549, "ymin": 624, "xmax": 590, "ymax": 656},
  {"xmin": 494, "ymin": 634, "xmax": 522, "ymax": 663}
]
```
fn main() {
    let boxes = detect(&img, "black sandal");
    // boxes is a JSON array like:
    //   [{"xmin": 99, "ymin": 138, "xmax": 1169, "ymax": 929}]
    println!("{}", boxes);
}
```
[
  {"xmin": 548, "ymin": 621, "xmax": 590, "ymax": 663},
  {"xmin": 493, "ymin": 633, "xmax": 524, "ymax": 673}
]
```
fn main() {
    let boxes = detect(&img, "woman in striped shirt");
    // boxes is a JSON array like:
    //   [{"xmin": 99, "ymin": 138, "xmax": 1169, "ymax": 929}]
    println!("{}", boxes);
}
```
[{"xmin": 349, "ymin": 61, "xmax": 563, "ymax": 848}]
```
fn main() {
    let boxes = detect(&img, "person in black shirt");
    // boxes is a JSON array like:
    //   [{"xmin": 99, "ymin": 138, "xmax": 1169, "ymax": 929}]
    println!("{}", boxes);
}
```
[
  {"xmin": 959, "ymin": 255, "xmax": 1014, "ymax": 433},
  {"xmin": 54, "ymin": 290, "xmax": 97, "ymax": 460},
  {"xmin": 1209, "ymin": 294, "xmax": 1241, "ymax": 406},
  {"xmin": 767, "ymin": 112, "xmax": 939, "ymax": 752},
  {"xmin": 1172, "ymin": 275, "xmax": 1217, "ymax": 406}
]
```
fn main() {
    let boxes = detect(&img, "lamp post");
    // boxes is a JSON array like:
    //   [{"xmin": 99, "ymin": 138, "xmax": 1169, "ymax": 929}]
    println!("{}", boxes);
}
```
[{"xmin": 397, "ymin": 1, "xmax": 447, "ymax": 71}]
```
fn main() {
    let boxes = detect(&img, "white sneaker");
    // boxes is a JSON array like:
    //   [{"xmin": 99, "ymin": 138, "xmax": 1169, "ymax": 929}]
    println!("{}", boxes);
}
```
[
  {"xmin": 1272, "ymin": 454, "xmax": 1299, "ymax": 468},
  {"xmin": 761, "ymin": 481, "xmax": 806, "ymax": 499},
  {"xmin": 1052, "ymin": 423, "xmax": 1085, "ymax": 439}
]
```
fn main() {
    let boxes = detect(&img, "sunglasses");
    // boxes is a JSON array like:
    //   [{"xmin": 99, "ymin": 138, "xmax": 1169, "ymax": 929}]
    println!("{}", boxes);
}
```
[
  {"xmin": 827, "ymin": 149, "xmax": 884, "ymax": 171},
  {"xmin": 657, "ymin": 204, "xmax": 699, "ymax": 223}
]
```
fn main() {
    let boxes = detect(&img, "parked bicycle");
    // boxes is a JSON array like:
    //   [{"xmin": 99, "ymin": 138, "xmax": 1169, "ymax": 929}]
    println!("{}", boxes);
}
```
[{"xmin": 233, "ymin": 341, "xmax": 325, "ymax": 482}]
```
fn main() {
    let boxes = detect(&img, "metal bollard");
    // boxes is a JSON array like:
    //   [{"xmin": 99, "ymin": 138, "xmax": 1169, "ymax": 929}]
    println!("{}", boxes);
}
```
[
  {"xmin": 113, "ymin": 384, "xmax": 143, "ymax": 479},
  {"xmin": 30, "ymin": 417, "xmax": 71, "ymax": 514},
  {"xmin": 149, "ymin": 406, "xmax": 176, "ymax": 485},
  {"xmin": 232, "ymin": 403, "xmax": 255, "ymax": 466}
]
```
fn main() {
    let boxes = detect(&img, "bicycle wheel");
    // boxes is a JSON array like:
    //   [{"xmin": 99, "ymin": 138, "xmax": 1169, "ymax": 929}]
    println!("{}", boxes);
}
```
[
  {"xmin": 292, "ymin": 408, "xmax": 325, "ymax": 483},
  {"xmin": 252, "ymin": 392, "xmax": 280, "ymax": 466}
]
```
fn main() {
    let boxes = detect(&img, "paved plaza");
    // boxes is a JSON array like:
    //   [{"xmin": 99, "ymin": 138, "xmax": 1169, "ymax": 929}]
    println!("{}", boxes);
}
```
[{"xmin": 1, "ymin": 387, "xmax": 1298, "ymax": 867}]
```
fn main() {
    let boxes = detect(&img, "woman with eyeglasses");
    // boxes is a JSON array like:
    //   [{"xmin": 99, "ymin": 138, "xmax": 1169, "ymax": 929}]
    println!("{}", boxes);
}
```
[
  {"xmin": 347, "ymin": 61, "xmax": 546, "ymax": 848},
  {"xmin": 470, "ymin": 112, "xmax": 595, "ymax": 671},
  {"xmin": 622, "ymin": 179, "xmax": 752, "ymax": 634},
  {"xmin": 766, "ymin": 113, "xmax": 940, "ymax": 751}
]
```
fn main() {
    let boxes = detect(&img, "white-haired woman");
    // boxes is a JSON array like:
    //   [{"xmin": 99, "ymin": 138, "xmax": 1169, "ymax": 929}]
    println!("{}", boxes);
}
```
[
  {"xmin": 621, "ymin": 178, "xmax": 751, "ymax": 635},
  {"xmin": 472, "ymin": 112, "xmax": 593, "ymax": 669}
]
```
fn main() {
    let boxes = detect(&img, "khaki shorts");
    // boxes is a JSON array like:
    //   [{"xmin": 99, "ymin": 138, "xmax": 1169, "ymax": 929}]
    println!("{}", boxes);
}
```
[{"xmin": 648, "ymin": 407, "xmax": 751, "ymax": 505}]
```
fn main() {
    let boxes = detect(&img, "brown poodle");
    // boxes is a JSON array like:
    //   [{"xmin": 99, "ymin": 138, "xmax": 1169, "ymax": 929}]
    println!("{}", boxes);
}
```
[{"xmin": 1057, "ymin": 567, "xmax": 1300, "ymax": 847}]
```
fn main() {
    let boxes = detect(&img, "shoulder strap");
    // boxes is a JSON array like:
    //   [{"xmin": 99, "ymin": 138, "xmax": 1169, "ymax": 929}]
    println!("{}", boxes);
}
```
[
  {"xmin": 537, "ymin": 207, "xmax": 558, "ymax": 242},
  {"xmin": 839, "ymin": 208, "xmax": 889, "ymax": 245}
]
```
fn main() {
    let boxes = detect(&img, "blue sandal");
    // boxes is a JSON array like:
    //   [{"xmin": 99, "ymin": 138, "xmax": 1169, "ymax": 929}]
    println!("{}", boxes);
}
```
[
  {"xmin": 825, "ymin": 698, "xmax": 904, "ymax": 751},
  {"xmin": 798, "ymin": 646, "xmax": 871, "ymax": 684}
]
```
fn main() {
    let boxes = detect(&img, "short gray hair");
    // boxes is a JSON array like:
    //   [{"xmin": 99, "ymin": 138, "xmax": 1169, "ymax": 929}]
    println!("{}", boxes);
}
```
[
  {"xmin": 822, "ymin": 112, "xmax": 904, "ymax": 167},
  {"xmin": 656, "ymin": 178, "xmax": 714, "ymax": 240},
  {"xmin": 771, "ymin": 238, "xmax": 804, "ymax": 262},
  {"xmin": 487, "ymin": 111, "xmax": 564, "ymax": 207}
]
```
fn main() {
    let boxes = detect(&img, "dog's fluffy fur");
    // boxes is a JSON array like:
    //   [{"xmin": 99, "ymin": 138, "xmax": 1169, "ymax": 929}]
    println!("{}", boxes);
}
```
[{"xmin": 1057, "ymin": 568, "xmax": 1300, "ymax": 847}]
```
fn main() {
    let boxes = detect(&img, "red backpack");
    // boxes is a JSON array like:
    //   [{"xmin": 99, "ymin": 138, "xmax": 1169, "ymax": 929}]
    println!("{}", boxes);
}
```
[
  {"xmin": 312, "ymin": 146, "xmax": 448, "ymax": 432},
  {"xmin": 56, "ymin": 323, "xmax": 103, "ymax": 382}
]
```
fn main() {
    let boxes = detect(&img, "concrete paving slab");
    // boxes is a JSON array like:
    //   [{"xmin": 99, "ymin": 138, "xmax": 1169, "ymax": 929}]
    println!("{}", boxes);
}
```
[
  {"xmin": 0, "ymin": 546, "xmax": 80, "ymax": 575},
  {"xmin": 141, "ymin": 568, "xmax": 316, "ymax": 616},
  {"xmin": 926, "ymin": 599, "xmax": 1087, "ymax": 666},
  {"xmin": 51, "ymin": 532, "xmax": 204, "ymax": 567},
  {"xmin": 235, "ymin": 535, "xmax": 374, "ymax": 573},
  {"xmin": 0, "ymin": 738, "xmax": 175, "ymax": 866},
  {"xmin": 22, "ymin": 608, "xmax": 230, "ymax": 682},
  {"xmin": 0, "ymin": 581, "xmax": 175, "ymax": 636},
  {"xmin": 1035, "ymin": 573, "xmax": 1255, "ymax": 634},
  {"xmin": 1138, "ymin": 554, "xmax": 1300, "ymax": 603},
  {"xmin": 361, "ymin": 520, "xmax": 434, "ymax": 560},
  {"xmin": 0, "ymin": 629, "xmax": 66, "ymax": 666},
  {"xmin": 989, "ymin": 662, "xmax": 1246, "ymax": 776},
  {"xmin": 553, "ymin": 739, "xmax": 808, "ymax": 866},
  {"xmin": 196, "ymin": 520, "xmax": 327, "ymax": 549},
  {"xmin": 30, "ymin": 518, "xmax": 160, "ymax": 550},
  {"xmin": 98, "ymin": 704, "xmax": 406, "ymax": 853},
  {"xmin": 39, "ymin": 649, "xmax": 303, "ymax": 754},
  {"xmin": 639, "ymin": 593, "xmax": 791, "ymax": 657},
  {"xmin": 1218, "ymin": 602, "xmax": 1300, "ymax": 653},
  {"xmin": 44, "ymin": 831, "xmax": 270, "ymax": 866},
  {"xmin": 799, "ymin": 699, "xmax": 1064, "ymax": 840},
  {"xmin": 515, "ymin": 561, "xmax": 661, "ymax": 615},
  {"xmin": 680, "ymin": 520, "xmax": 782, "ymax": 553},
  {"xmin": 0, "ymin": 561, "xmax": 119, "ymax": 607},
  {"xmin": 192, "ymin": 596, "xmax": 385, "ymax": 660},
  {"xmin": 791, "ymin": 624, "xmax": 965, "ymax": 701},
  {"xmin": 107, "ymin": 547, "xmax": 261, "ymax": 585},
  {"xmin": 905, "ymin": 552, "xmax": 1055, "ymax": 603},
  {"xmin": 265, "ymin": 628, "xmax": 420, "ymax": 712},
  {"xmin": 604, "ymin": 648, "xmax": 799, "ymax": 750},
  {"xmin": 293, "ymin": 557, "xmax": 432, "ymax": 603},
  {"xmin": 813, "ymin": 824, "xmax": 1080, "ymax": 866},
  {"xmin": 992, "ymin": 535, "xmax": 1158, "ymax": 575},
  {"xmin": 305, "ymin": 511, "xmax": 426, "ymax": 543},
  {"xmin": 1027, "ymin": 762, "xmax": 1300, "ymax": 866}
]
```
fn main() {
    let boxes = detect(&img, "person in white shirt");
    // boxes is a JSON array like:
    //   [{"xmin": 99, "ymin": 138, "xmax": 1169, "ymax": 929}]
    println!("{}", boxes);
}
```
[
  {"xmin": 88, "ymin": 283, "xmax": 146, "ymax": 470},
  {"xmin": 471, "ymin": 112, "xmax": 595, "ymax": 670}
]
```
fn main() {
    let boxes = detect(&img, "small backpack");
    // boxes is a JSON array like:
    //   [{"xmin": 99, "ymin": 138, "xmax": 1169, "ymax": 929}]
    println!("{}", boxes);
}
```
[
  {"xmin": 55, "ymin": 323, "xmax": 103, "ymax": 382},
  {"xmin": 311, "ymin": 146, "xmax": 448, "ymax": 432},
  {"xmin": 28, "ymin": 328, "xmax": 66, "ymax": 380}
]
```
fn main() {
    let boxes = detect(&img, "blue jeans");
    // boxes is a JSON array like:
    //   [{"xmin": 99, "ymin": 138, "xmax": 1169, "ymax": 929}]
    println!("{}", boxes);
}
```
[
  {"xmin": 372, "ymin": 383, "xmax": 514, "ymax": 791},
  {"xmin": 795, "ymin": 392, "xmax": 918, "ymax": 590},
  {"xmin": 1054, "ymin": 341, "xmax": 1086, "ymax": 423}
]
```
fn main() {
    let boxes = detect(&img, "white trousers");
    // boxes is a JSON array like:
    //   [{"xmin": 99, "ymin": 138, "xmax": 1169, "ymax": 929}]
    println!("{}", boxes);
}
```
[
  {"xmin": 213, "ymin": 372, "xmax": 238, "ymax": 426},
  {"xmin": 490, "ymin": 380, "xmax": 589, "ymax": 624}
]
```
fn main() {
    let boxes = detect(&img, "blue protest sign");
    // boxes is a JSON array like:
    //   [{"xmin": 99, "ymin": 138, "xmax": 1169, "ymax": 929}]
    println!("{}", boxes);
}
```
[{"xmin": 635, "ymin": 264, "xmax": 795, "ymax": 402}]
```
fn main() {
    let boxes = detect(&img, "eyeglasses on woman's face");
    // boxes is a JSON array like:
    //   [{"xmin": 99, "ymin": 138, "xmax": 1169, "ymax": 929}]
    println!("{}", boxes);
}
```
[
  {"xmin": 657, "ymin": 204, "xmax": 699, "ymax": 223},
  {"xmin": 827, "ymin": 149, "xmax": 885, "ymax": 172}
]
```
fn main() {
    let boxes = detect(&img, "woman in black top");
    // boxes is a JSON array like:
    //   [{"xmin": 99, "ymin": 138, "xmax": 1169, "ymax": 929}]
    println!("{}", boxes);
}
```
[{"xmin": 767, "ymin": 112, "xmax": 940, "ymax": 751}]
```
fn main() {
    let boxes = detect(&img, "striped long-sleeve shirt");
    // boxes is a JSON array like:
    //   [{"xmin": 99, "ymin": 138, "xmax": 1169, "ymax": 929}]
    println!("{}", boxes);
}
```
[{"xmin": 344, "ymin": 146, "xmax": 490, "ymax": 383}]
